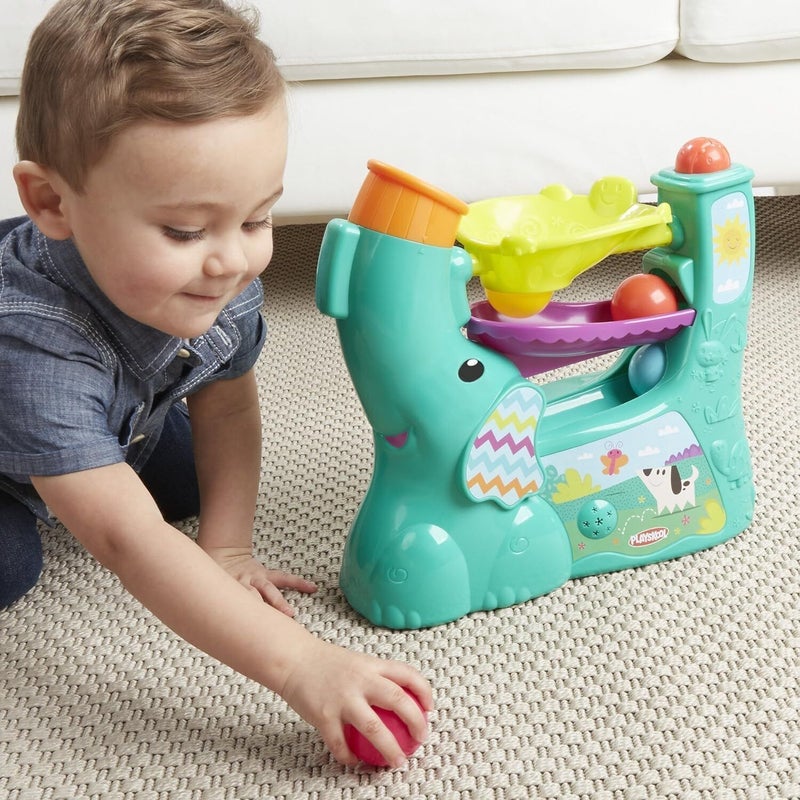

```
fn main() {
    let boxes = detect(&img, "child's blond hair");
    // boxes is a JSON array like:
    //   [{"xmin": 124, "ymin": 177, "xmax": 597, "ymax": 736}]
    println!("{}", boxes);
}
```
[{"xmin": 16, "ymin": 0, "xmax": 284, "ymax": 191}]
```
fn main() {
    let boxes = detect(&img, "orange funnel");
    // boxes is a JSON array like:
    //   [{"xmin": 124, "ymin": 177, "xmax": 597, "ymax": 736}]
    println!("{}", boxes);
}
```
[{"xmin": 349, "ymin": 160, "xmax": 468, "ymax": 247}]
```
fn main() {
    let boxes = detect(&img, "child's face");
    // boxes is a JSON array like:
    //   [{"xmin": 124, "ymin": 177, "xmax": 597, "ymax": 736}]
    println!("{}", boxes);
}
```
[{"xmin": 58, "ymin": 102, "xmax": 288, "ymax": 339}]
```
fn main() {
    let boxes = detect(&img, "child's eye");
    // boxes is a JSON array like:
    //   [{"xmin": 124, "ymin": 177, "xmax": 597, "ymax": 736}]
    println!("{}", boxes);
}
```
[
  {"xmin": 163, "ymin": 227, "xmax": 205, "ymax": 242},
  {"xmin": 242, "ymin": 217, "xmax": 273, "ymax": 233}
]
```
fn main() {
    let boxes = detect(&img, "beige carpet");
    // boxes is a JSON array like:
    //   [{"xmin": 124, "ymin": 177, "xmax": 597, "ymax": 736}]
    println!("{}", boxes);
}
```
[{"xmin": 2, "ymin": 197, "xmax": 799, "ymax": 799}]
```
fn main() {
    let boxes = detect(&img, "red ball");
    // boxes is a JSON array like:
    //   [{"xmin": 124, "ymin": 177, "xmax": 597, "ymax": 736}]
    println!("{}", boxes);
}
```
[
  {"xmin": 611, "ymin": 274, "xmax": 678, "ymax": 320},
  {"xmin": 675, "ymin": 137, "xmax": 731, "ymax": 174},
  {"xmin": 344, "ymin": 689, "xmax": 426, "ymax": 767}
]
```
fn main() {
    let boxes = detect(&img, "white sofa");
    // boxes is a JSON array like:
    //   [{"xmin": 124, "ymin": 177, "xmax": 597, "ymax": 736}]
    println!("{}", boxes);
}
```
[{"xmin": 1, "ymin": 0, "xmax": 798, "ymax": 222}]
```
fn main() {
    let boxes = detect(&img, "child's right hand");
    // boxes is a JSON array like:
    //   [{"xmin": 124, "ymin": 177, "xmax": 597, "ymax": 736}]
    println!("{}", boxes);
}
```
[{"xmin": 279, "ymin": 637, "xmax": 433, "ymax": 767}]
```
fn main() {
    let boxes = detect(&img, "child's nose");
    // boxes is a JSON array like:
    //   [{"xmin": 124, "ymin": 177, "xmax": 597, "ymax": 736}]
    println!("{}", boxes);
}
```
[{"xmin": 204, "ymin": 235, "xmax": 249, "ymax": 277}]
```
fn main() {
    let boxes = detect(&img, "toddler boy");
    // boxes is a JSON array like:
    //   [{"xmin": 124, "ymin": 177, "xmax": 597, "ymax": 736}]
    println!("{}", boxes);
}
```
[{"xmin": 0, "ymin": 0, "xmax": 431, "ymax": 768}]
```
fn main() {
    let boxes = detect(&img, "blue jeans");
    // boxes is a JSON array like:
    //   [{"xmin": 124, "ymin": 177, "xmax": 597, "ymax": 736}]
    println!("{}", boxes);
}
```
[{"xmin": 0, "ymin": 403, "xmax": 200, "ymax": 608}]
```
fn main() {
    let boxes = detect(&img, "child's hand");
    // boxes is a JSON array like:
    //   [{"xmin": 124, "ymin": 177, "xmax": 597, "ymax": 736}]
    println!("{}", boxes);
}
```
[
  {"xmin": 280, "ymin": 637, "xmax": 433, "ymax": 768},
  {"xmin": 205, "ymin": 546, "xmax": 317, "ymax": 615}
]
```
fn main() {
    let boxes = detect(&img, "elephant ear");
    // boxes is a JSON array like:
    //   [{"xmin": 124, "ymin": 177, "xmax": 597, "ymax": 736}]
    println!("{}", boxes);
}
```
[{"xmin": 462, "ymin": 384, "xmax": 545, "ymax": 508}]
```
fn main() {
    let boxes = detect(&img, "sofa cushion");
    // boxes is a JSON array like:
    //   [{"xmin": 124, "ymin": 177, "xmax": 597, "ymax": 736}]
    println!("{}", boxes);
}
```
[
  {"xmin": 260, "ymin": 0, "xmax": 679, "ymax": 80},
  {"xmin": 0, "ymin": 1, "xmax": 678, "ymax": 94},
  {"xmin": 677, "ymin": 0, "xmax": 800, "ymax": 62}
]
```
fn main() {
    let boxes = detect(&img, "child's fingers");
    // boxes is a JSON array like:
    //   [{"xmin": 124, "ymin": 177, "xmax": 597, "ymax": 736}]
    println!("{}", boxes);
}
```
[
  {"xmin": 265, "ymin": 569, "xmax": 318, "ymax": 594},
  {"xmin": 381, "ymin": 661, "xmax": 435, "ymax": 714},
  {"xmin": 319, "ymin": 727, "xmax": 359, "ymax": 767},
  {"xmin": 348, "ymin": 706, "xmax": 409, "ymax": 768},
  {"xmin": 246, "ymin": 569, "xmax": 317, "ymax": 614},
  {"xmin": 405, "ymin": 673, "xmax": 434, "ymax": 715},
  {"xmin": 250, "ymin": 579, "xmax": 295, "ymax": 615},
  {"xmin": 372, "ymin": 679, "xmax": 430, "ymax": 745}
]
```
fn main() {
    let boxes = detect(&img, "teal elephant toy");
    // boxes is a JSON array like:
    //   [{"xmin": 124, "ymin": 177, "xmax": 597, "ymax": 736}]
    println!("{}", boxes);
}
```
[{"xmin": 317, "ymin": 143, "xmax": 755, "ymax": 629}]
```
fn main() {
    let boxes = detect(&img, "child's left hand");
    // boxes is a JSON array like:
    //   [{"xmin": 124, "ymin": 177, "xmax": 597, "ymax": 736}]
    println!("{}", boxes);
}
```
[{"xmin": 205, "ymin": 546, "xmax": 317, "ymax": 616}]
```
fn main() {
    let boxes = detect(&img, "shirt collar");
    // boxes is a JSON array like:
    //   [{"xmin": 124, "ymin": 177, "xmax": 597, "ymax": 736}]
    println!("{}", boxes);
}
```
[{"xmin": 38, "ymin": 230, "xmax": 193, "ymax": 380}]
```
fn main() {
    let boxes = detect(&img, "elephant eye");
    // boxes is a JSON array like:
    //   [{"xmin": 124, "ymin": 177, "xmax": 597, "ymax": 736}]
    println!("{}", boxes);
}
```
[{"xmin": 458, "ymin": 358, "xmax": 485, "ymax": 382}]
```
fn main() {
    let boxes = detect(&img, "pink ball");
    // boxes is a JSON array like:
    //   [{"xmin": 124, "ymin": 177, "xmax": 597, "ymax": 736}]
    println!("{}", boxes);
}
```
[
  {"xmin": 611, "ymin": 273, "xmax": 678, "ymax": 320},
  {"xmin": 344, "ymin": 689, "xmax": 426, "ymax": 767}
]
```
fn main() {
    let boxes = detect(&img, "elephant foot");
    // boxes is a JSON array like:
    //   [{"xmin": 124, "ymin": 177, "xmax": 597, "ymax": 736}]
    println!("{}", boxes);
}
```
[
  {"xmin": 341, "ymin": 523, "xmax": 471, "ymax": 629},
  {"xmin": 482, "ymin": 499, "xmax": 572, "ymax": 611}
]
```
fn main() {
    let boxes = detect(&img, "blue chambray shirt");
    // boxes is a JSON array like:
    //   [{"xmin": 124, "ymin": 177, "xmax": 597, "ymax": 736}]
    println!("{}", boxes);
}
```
[{"xmin": 0, "ymin": 217, "xmax": 267, "ymax": 523}]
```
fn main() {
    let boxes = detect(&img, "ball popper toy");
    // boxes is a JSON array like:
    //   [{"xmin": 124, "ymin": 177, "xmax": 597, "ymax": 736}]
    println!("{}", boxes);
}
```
[{"xmin": 316, "ymin": 137, "xmax": 755, "ymax": 629}]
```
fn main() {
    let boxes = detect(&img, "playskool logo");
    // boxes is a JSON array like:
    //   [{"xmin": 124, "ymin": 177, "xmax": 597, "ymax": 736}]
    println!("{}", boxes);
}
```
[{"xmin": 629, "ymin": 527, "xmax": 669, "ymax": 548}]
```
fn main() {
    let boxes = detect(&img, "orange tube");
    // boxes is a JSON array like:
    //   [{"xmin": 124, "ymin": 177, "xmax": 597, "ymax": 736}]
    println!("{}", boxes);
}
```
[{"xmin": 349, "ymin": 160, "xmax": 468, "ymax": 247}]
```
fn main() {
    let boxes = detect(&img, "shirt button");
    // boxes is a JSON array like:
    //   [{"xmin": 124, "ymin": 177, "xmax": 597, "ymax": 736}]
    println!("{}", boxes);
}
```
[
  {"xmin": 177, "ymin": 347, "xmax": 191, "ymax": 358},
  {"xmin": 130, "ymin": 434, "xmax": 146, "ymax": 444}
]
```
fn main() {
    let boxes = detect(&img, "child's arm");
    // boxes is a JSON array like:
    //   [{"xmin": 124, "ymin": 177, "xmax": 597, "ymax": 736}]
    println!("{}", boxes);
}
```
[
  {"xmin": 31, "ymin": 465, "xmax": 433, "ymax": 767},
  {"xmin": 186, "ymin": 369, "xmax": 316, "ymax": 615}
]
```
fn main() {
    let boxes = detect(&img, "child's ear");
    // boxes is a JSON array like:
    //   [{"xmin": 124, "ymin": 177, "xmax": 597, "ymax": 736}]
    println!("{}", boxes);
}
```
[{"xmin": 12, "ymin": 161, "xmax": 73, "ymax": 240}]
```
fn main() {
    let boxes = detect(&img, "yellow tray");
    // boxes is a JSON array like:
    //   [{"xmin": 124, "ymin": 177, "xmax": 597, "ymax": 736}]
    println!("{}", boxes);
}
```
[{"xmin": 458, "ymin": 177, "xmax": 673, "ymax": 316}]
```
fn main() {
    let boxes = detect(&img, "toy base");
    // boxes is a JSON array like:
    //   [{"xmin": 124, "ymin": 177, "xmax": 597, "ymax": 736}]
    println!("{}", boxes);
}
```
[{"xmin": 342, "ymin": 520, "xmax": 751, "ymax": 630}]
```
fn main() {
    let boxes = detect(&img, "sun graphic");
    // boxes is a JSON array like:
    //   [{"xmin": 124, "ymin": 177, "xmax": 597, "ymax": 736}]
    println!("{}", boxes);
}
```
[{"xmin": 713, "ymin": 216, "xmax": 749, "ymax": 265}]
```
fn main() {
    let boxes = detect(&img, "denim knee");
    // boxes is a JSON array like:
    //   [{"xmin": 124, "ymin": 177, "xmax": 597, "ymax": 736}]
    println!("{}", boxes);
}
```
[{"xmin": 0, "ymin": 494, "xmax": 44, "ymax": 608}]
